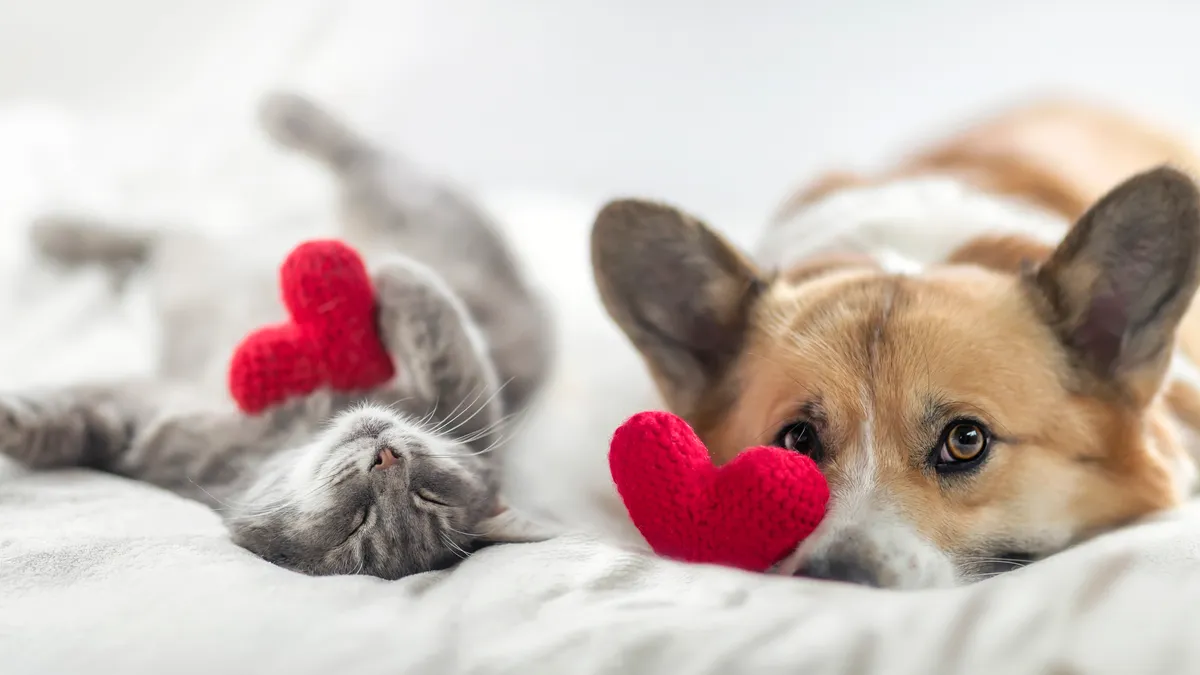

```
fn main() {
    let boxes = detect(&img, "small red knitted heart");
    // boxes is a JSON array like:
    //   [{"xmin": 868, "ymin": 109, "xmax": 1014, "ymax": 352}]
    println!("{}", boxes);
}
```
[
  {"xmin": 609, "ymin": 411, "xmax": 828, "ymax": 571},
  {"xmin": 228, "ymin": 239, "xmax": 396, "ymax": 414}
]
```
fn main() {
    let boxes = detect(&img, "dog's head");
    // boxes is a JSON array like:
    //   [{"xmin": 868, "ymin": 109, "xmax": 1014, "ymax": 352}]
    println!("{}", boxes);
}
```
[{"xmin": 592, "ymin": 167, "xmax": 1200, "ymax": 588}]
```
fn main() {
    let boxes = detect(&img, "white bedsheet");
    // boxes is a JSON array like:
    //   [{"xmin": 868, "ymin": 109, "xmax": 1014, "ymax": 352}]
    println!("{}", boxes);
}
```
[
  {"xmin": 4, "ymin": 98, "xmax": 1200, "ymax": 675},
  {"xmin": 5, "ymin": 463, "xmax": 1200, "ymax": 674}
]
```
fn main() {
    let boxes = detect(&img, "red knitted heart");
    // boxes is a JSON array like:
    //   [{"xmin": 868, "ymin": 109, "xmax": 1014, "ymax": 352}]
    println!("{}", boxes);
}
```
[
  {"xmin": 609, "ymin": 411, "xmax": 828, "ymax": 571},
  {"xmin": 228, "ymin": 239, "xmax": 396, "ymax": 414}
]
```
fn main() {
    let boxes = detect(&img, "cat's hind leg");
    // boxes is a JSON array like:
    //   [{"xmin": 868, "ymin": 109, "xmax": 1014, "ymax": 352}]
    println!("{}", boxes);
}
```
[
  {"xmin": 29, "ymin": 213, "xmax": 157, "ymax": 281},
  {"xmin": 0, "ymin": 381, "xmax": 166, "ymax": 472},
  {"xmin": 258, "ymin": 91, "xmax": 379, "ymax": 175},
  {"xmin": 0, "ymin": 380, "xmax": 281, "ymax": 505}
]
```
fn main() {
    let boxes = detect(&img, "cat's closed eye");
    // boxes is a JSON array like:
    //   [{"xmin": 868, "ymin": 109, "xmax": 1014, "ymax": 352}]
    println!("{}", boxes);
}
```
[
  {"xmin": 415, "ymin": 489, "xmax": 453, "ymax": 508},
  {"xmin": 344, "ymin": 508, "xmax": 370, "ymax": 541}
]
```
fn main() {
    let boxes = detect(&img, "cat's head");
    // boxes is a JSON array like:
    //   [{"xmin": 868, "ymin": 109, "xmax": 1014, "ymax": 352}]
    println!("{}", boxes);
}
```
[{"xmin": 226, "ymin": 404, "xmax": 550, "ymax": 579}]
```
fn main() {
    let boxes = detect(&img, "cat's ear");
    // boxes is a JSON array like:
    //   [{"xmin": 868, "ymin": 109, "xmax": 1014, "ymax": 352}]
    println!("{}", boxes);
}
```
[{"xmin": 475, "ymin": 502, "xmax": 561, "ymax": 545}]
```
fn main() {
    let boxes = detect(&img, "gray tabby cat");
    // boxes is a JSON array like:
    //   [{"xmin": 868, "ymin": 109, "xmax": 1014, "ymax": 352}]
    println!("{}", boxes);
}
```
[{"xmin": 0, "ymin": 92, "xmax": 555, "ymax": 580}]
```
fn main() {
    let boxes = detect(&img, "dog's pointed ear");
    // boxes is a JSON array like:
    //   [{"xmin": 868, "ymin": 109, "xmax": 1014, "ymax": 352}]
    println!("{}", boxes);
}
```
[
  {"xmin": 591, "ymin": 200, "xmax": 766, "ymax": 418},
  {"xmin": 1032, "ymin": 166, "xmax": 1200, "ymax": 405}
]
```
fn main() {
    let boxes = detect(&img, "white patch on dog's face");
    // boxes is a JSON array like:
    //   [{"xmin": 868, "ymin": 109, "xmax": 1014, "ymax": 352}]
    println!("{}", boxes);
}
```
[
  {"xmin": 774, "ymin": 412, "xmax": 958, "ymax": 589},
  {"xmin": 775, "ymin": 490, "xmax": 959, "ymax": 589}
]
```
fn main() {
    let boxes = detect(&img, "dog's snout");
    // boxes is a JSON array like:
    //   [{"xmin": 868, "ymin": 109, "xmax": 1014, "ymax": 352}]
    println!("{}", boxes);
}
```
[
  {"xmin": 793, "ymin": 551, "xmax": 882, "ymax": 587},
  {"xmin": 777, "ymin": 500, "xmax": 962, "ymax": 588}
]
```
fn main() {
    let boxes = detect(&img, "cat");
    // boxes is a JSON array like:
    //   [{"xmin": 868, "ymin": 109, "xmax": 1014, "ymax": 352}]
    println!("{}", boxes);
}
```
[{"xmin": 0, "ymin": 92, "xmax": 555, "ymax": 580}]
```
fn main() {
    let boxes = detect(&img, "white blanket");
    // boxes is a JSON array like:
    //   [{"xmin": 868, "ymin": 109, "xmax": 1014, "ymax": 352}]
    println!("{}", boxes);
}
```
[
  {"xmin": 4, "ymin": 52, "xmax": 1200, "ymax": 675},
  {"xmin": 6, "ymin": 463, "xmax": 1200, "ymax": 674}
]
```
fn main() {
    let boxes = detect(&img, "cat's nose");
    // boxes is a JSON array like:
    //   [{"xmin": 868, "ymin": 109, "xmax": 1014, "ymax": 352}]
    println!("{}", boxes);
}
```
[{"xmin": 373, "ymin": 447, "xmax": 401, "ymax": 471}]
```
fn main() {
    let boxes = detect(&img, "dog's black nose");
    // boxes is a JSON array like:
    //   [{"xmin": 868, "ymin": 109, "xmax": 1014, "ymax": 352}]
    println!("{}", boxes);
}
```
[{"xmin": 793, "ymin": 553, "xmax": 882, "ymax": 587}]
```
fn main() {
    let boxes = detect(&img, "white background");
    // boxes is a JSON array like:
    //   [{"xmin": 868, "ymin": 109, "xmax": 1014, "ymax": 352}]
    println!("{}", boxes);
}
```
[{"xmin": 2, "ymin": 0, "xmax": 1198, "ymax": 229}]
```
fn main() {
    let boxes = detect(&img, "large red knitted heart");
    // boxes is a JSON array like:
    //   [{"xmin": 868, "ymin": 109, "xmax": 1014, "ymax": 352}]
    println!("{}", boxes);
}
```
[
  {"xmin": 609, "ymin": 411, "xmax": 829, "ymax": 571},
  {"xmin": 228, "ymin": 239, "xmax": 396, "ymax": 414}
]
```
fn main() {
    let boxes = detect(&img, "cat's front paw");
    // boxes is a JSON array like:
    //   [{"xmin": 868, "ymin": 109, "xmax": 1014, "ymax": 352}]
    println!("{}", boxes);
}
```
[
  {"xmin": 371, "ymin": 257, "xmax": 475, "ymax": 359},
  {"xmin": 372, "ymin": 257, "xmax": 459, "ymax": 312},
  {"xmin": 369, "ymin": 257, "xmax": 499, "ymax": 438}
]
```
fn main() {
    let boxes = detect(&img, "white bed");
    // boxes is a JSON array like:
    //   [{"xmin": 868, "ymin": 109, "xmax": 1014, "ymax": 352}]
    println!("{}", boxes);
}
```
[
  {"xmin": 5, "ymin": 462, "xmax": 1200, "ymax": 675},
  {"xmin": 5, "ymin": 8, "xmax": 1200, "ymax": 672}
]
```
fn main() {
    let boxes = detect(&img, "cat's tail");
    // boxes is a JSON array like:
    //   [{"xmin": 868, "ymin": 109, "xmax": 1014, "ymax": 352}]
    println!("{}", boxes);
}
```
[
  {"xmin": 258, "ymin": 91, "xmax": 380, "ymax": 175},
  {"xmin": 29, "ymin": 214, "xmax": 157, "ymax": 275}
]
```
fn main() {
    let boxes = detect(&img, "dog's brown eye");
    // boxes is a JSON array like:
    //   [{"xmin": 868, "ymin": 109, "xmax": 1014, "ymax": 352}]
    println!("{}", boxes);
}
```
[
  {"xmin": 775, "ymin": 421, "xmax": 822, "ymax": 460},
  {"xmin": 938, "ymin": 421, "xmax": 988, "ymax": 465}
]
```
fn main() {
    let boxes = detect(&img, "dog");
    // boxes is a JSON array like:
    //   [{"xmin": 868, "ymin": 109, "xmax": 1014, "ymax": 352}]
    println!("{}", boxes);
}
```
[{"xmin": 591, "ymin": 99, "xmax": 1200, "ymax": 588}]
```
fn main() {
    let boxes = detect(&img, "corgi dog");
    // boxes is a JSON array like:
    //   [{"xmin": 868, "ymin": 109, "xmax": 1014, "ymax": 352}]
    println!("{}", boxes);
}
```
[{"xmin": 591, "ymin": 100, "xmax": 1200, "ymax": 588}]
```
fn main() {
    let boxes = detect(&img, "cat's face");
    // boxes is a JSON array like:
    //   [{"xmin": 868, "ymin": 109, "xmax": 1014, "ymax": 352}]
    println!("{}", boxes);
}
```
[{"xmin": 227, "ymin": 405, "xmax": 535, "ymax": 579}]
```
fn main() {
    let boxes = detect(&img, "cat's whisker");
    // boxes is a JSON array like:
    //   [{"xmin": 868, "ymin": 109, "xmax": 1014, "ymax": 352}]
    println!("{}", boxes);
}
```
[
  {"xmin": 441, "ymin": 533, "xmax": 469, "ymax": 560},
  {"xmin": 438, "ymin": 378, "xmax": 513, "ymax": 438},
  {"xmin": 221, "ymin": 470, "xmax": 345, "ymax": 519},
  {"xmin": 958, "ymin": 556, "xmax": 1033, "ymax": 567},
  {"xmin": 428, "ymin": 377, "xmax": 511, "ymax": 438},
  {"xmin": 464, "ymin": 407, "xmax": 535, "ymax": 458},
  {"xmin": 428, "ymin": 385, "xmax": 487, "ymax": 435},
  {"xmin": 416, "ymin": 395, "xmax": 440, "ymax": 427},
  {"xmin": 955, "ymin": 556, "xmax": 1033, "ymax": 583},
  {"xmin": 186, "ymin": 478, "xmax": 237, "ymax": 509},
  {"xmin": 378, "ymin": 397, "xmax": 413, "ymax": 415},
  {"xmin": 445, "ymin": 524, "xmax": 481, "ymax": 538},
  {"xmin": 424, "ymin": 425, "xmax": 516, "ymax": 458},
  {"xmin": 471, "ymin": 428, "xmax": 520, "ymax": 458},
  {"xmin": 427, "ymin": 397, "xmax": 531, "ymax": 462},
  {"xmin": 424, "ymin": 430, "xmax": 511, "ymax": 460},
  {"xmin": 455, "ymin": 409, "xmax": 523, "ymax": 444}
]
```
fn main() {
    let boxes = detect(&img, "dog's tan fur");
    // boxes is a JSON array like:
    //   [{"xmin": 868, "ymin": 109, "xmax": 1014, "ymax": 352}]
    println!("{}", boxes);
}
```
[
  {"xmin": 593, "ymin": 100, "xmax": 1200, "ymax": 587},
  {"xmin": 778, "ymin": 99, "xmax": 1200, "ymax": 223}
]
